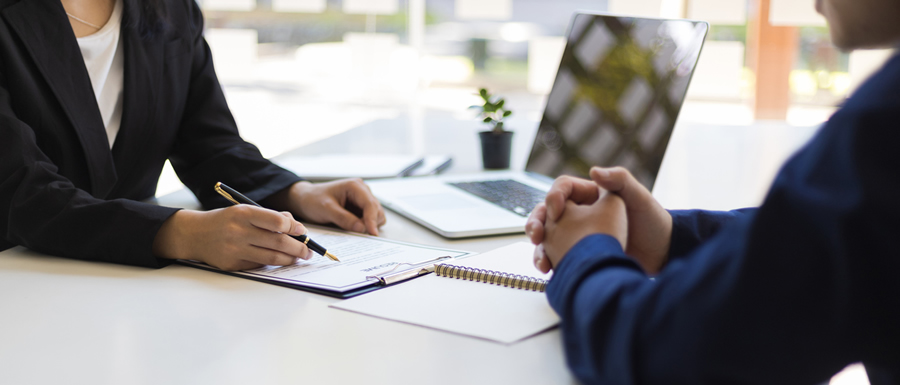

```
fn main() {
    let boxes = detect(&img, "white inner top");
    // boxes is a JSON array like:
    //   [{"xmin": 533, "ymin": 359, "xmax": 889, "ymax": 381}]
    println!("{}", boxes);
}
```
[{"xmin": 75, "ymin": 0, "xmax": 124, "ymax": 149}]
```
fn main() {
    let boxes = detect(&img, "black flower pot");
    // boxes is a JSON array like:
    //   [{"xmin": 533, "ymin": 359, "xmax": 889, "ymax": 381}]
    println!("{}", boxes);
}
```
[{"xmin": 479, "ymin": 131, "xmax": 514, "ymax": 170}]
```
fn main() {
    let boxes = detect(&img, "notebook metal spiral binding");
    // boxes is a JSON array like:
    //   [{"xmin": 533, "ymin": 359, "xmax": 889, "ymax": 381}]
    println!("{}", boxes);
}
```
[{"xmin": 434, "ymin": 264, "xmax": 548, "ymax": 292}]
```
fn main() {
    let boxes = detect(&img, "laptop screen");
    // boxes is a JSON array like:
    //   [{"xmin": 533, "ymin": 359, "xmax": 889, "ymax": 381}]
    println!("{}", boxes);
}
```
[{"xmin": 525, "ymin": 14, "xmax": 708, "ymax": 189}]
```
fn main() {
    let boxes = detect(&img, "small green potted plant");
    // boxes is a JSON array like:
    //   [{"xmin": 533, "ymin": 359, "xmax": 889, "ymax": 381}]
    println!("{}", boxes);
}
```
[{"xmin": 473, "ymin": 88, "xmax": 513, "ymax": 169}]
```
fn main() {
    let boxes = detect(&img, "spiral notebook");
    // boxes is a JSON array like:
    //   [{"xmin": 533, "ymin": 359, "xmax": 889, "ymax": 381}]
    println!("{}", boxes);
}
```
[
  {"xmin": 331, "ymin": 242, "xmax": 559, "ymax": 344},
  {"xmin": 432, "ymin": 263, "xmax": 548, "ymax": 292}
]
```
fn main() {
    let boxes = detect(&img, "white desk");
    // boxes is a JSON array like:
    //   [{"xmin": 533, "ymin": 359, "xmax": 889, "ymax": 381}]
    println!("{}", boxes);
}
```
[{"xmin": 0, "ymin": 112, "xmax": 820, "ymax": 385}]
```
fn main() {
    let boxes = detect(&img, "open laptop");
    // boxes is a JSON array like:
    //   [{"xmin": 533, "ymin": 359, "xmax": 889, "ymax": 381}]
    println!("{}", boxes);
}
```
[{"xmin": 367, "ymin": 13, "xmax": 709, "ymax": 238}]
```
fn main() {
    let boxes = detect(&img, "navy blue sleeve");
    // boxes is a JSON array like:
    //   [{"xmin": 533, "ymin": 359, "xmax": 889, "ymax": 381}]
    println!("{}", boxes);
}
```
[
  {"xmin": 667, "ymin": 208, "xmax": 755, "ymax": 260},
  {"xmin": 546, "ymin": 57, "xmax": 900, "ymax": 384}
]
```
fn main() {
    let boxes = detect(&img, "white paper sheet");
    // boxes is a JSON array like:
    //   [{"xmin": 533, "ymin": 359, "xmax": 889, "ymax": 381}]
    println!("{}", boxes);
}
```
[
  {"xmin": 183, "ymin": 227, "xmax": 472, "ymax": 294},
  {"xmin": 275, "ymin": 154, "xmax": 423, "ymax": 181},
  {"xmin": 331, "ymin": 242, "xmax": 559, "ymax": 344}
]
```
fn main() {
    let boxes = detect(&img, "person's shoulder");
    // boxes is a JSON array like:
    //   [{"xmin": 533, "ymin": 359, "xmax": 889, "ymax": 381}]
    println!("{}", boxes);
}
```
[
  {"xmin": 818, "ymin": 53, "xmax": 900, "ymax": 141},
  {"xmin": 0, "ymin": 0, "xmax": 22, "ymax": 12},
  {"xmin": 168, "ymin": 0, "xmax": 204, "ymax": 35},
  {"xmin": 843, "ymin": 53, "xmax": 900, "ymax": 112},
  {"xmin": 811, "ymin": 53, "xmax": 900, "ymax": 163},
  {"xmin": 122, "ymin": 0, "xmax": 199, "ymax": 41},
  {"xmin": 157, "ymin": 0, "xmax": 198, "ymax": 27},
  {"xmin": 161, "ymin": 0, "xmax": 197, "ymax": 16}
]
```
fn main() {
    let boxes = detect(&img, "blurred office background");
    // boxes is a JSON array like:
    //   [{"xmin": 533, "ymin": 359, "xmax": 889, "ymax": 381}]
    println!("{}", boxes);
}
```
[
  {"xmin": 155, "ymin": 0, "xmax": 895, "ymax": 200},
  {"xmin": 155, "ymin": 0, "xmax": 893, "ymax": 203}
]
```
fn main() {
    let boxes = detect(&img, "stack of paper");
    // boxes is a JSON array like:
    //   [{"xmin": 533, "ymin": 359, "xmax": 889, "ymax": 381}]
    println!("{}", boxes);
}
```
[
  {"xmin": 275, "ymin": 154, "xmax": 451, "ymax": 181},
  {"xmin": 275, "ymin": 154, "xmax": 423, "ymax": 181}
]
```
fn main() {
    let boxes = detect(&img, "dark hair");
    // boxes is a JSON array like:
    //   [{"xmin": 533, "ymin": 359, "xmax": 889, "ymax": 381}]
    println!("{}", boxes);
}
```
[{"xmin": 125, "ymin": 0, "xmax": 169, "ymax": 39}]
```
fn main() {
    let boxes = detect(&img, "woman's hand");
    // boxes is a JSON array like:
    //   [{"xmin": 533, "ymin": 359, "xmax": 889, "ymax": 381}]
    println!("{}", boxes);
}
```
[
  {"xmin": 279, "ymin": 179, "xmax": 386, "ymax": 236},
  {"xmin": 152, "ymin": 205, "xmax": 312, "ymax": 271}
]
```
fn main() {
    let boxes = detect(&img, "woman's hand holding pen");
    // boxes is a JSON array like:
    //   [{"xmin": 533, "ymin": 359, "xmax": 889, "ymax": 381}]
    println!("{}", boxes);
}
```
[{"xmin": 152, "ymin": 205, "xmax": 313, "ymax": 271}]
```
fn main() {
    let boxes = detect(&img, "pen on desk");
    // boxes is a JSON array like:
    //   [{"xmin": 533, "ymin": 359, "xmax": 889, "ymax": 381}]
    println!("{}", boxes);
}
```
[{"xmin": 214, "ymin": 182, "xmax": 340, "ymax": 262}]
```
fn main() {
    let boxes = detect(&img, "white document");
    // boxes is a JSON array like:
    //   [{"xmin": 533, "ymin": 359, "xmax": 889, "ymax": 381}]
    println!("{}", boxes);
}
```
[
  {"xmin": 275, "ymin": 154, "xmax": 424, "ymax": 181},
  {"xmin": 331, "ymin": 242, "xmax": 559, "ymax": 344},
  {"xmin": 182, "ymin": 227, "xmax": 472, "ymax": 295}
]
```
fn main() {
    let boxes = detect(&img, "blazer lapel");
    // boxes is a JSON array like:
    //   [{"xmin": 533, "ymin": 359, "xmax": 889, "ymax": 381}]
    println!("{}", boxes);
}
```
[
  {"xmin": 111, "ymin": 1, "xmax": 163, "ymax": 180},
  {"xmin": 2, "ymin": 0, "xmax": 118, "ymax": 199}
]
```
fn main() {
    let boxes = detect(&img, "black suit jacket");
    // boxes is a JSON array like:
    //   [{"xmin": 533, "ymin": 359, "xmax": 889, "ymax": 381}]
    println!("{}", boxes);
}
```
[{"xmin": 0, "ymin": 0, "xmax": 302, "ymax": 267}]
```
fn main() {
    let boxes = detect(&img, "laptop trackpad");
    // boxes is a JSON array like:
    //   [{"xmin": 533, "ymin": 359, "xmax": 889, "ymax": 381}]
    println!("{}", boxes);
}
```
[{"xmin": 399, "ymin": 193, "xmax": 480, "ymax": 211}]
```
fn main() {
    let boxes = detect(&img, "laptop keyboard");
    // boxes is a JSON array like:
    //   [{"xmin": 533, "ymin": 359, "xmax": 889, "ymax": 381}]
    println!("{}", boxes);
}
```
[{"xmin": 448, "ymin": 179, "xmax": 546, "ymax": 217}]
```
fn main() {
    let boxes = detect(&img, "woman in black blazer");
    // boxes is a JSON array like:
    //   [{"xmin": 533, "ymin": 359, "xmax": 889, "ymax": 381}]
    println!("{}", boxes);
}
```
[{"xmin": 0, "ymin": 0, "xmax": 385, "ymax": 270}]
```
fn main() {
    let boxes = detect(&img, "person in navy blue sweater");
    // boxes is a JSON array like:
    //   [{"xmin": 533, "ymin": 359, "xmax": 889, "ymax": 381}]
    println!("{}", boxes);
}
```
[{"xmin": 525, "ymin": 0, "xmax": 900, "ymax": 383}]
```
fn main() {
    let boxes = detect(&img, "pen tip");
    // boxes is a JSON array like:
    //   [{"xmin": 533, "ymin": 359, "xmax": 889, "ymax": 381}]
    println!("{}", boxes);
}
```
[{"xmin": 325, "ymin": 252, "xmax": 340, "ymax": 262}]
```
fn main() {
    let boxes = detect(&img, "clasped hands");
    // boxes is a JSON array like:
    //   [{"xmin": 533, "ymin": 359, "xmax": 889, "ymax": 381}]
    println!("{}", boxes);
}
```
[
  {"xmin": 526, "ymin": 167, "xmax": 674, "ymax": 275},
  {"xmin": 153, "ymin": 179, "xmax": 385, "ymax": 271}
]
